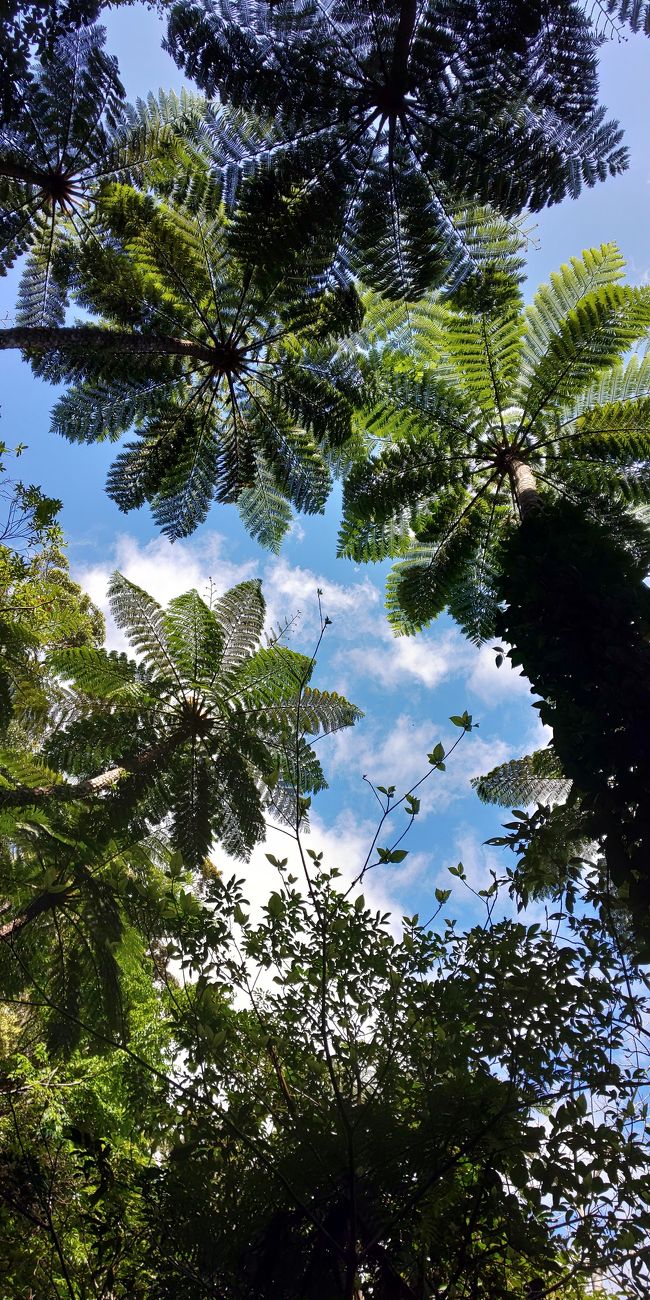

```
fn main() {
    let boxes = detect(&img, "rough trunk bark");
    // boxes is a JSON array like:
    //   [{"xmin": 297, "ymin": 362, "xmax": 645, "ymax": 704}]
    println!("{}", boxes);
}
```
[
  {"xmin": 0, "ymin": 326, "xmax": 218, "ymax": 366},
  {"xmin": 392, "ymin": 0, "xmax": 418, "ymax": 90},
  {"xmin": 0, "ymin": 729, "xmax": 189, "ymax": 811},
  {"xmin": 0, "ymin": 887, "xmax": 72, "ymax": 941},
  {"xmin": 509, "ymin": 458, "xmax": 540, "ymax": 519}
]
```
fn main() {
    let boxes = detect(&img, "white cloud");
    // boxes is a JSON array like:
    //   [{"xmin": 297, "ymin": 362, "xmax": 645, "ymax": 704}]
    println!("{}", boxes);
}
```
[
  {"xmin": 343, "ymin": 625, "xmax": 463, "ymax": 692},
  {"xmin": 74, "ymin": 537, "xmax": 541, "ymax": 731},
  {"xmin": 262, "ymin": 555, "xmax": 381, "ymax": 642},
  {"xmin": 214, "ymin": 808, "xmax": 435, "ymax": 931},
  {"xmin": 465, "ymin": 642, "xmax": 533, "ymax": 705},
  {"xmin": 75, "ymin": 532, "xmax": 256, "ymax": 652},
  {"xmin": 329, "ymin": 712, "xmax": 513, "ymax": 816}
]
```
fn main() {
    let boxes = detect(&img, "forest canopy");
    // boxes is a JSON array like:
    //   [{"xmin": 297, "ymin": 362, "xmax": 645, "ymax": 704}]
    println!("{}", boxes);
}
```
[{"xmin": 0, "ymin": 2, "xmax": 650, "ymax": 1296}]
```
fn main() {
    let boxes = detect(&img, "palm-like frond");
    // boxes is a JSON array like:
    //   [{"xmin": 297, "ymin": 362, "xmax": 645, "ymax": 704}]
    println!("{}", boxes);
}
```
[
  {"xmin": 517, "ymin": 246, "xmax": 650, "ymax": 419},
  {"xmin": 0, "ymin": 31, "xmax": 201, "ymax": 324},
  {"xmin": 211, "ymin": 579, "xmax": 265, "ymax": 677},
  {"xmin": 342, "ymin": 243, "xmax": 650, "ymax": 639},
  {"xmin": 472, "ymin": 748, "xmax": 572, "ymax": 807},
  {"xmin": 49, "ymin": 646, "xmax": 152, "ymax": 703},
  {"xmin": 594, "ymin": 2, "xmax": 650, "ymax": 36},
  {"xmin": 108, "ymin": 572, "xmax": 180, "ymax": 685},
  {"xmin": 14, "ymin": 182, "xmax": 361, "ymax": 541},
  {"xmin": 164, "ymin": 0, "xmax": 627, "ymax": 296},
  {"xmin": 33, "ymin": 574, "xmax": 360, "ymax": 867}
]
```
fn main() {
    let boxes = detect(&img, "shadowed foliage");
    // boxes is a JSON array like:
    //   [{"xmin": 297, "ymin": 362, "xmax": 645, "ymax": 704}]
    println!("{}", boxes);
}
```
[
  {"xmin": 340, "ymin": 242, "xmax": 650, "ymax": 640},
  {"xmin": 164, "ymin": 0, "xmax": 627, "ymax": 297}
]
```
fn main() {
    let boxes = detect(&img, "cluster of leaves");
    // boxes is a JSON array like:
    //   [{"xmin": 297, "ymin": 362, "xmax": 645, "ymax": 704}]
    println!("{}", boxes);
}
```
[
  {"xmin": 0, "ymin": 443, "xmax": 102, "ymax": 734},
  {"xmin": 1, "ymin": 830, "xmax": 647, "ymax": 1296},
  {"xmin": 495, "ymin": 498, "xmax": 650, "ymax": 955}
]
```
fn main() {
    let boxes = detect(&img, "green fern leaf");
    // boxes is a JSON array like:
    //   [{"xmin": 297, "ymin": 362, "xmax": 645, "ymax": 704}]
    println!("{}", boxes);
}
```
[{"xmin": 472, "ymin": 749, "xmax": 572, "ymax": 807}]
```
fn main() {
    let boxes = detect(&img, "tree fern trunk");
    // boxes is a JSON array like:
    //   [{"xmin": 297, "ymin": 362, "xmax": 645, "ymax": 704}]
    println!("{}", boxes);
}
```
[
  {"xmin": 509, "ymin": 459, "xmax": 540, "ymax": 519},
  {"xmin": 0, "ymin": 159, "xmax": 53, "ymax": 186},
  {"xmin": 0, "ymin": 729, "xmax": 190, "ymax": 810},
  {"xmin": 0, "ymin": 326, "xmax": 218, "ymax": 365},
  {"xmin": 0, "ymin": 886, "xmax": 72, "ymax": 941},
  {"xmin": 392, "ymin": 0, "xmax": 418, "ymax": 90}
]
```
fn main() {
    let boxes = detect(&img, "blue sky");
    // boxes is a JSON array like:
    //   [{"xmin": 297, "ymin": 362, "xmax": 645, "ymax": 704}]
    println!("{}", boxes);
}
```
[{"xmin": 2, "ymin": 10, "xmax": 649, "ymax": 922}]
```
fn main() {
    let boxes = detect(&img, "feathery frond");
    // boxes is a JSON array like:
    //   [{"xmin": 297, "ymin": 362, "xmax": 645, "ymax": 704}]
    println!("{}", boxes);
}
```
[
  {"xmin": 9, "ymin": 572, "xmax": 361, "ymax": 868},
  {"xmin": 0, "ymin": 30, "xmax": 200, "ymax": 324},
  {"xmin": 164, "ymin": 0, "xmax": 627, "ymax": 296},
  {"xmin": 473, "ymin": 749, "xmax": 572, "ymax": 807},
  {"xmin": 343, "ymin": 244, "xmax": 650, "ymax": 639},
  {"xmin": 10, "ymin": 182, "xmax": 361, "ymax": 541}
]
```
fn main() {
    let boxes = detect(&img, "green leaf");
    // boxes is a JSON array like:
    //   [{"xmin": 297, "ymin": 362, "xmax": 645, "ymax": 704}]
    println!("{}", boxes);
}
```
[{"xmin": 267, "ymin": 892, "xmax": 284, "ymax": 919}]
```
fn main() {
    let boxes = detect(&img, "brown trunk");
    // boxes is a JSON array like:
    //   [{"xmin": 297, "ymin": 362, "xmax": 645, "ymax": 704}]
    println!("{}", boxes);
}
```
[
  {"xmin": 0, "ymin": 729, "xmax": 189, "ymax": 811},
  {"xmin": 392, "ymin": 0, "xmax": 418, "ymax": 89},
  {"xmin": 509, "ymin": 458, "xmax": 540, "ymax": 519},
  {"xmin": 0, "ymin": 887, "xmax": 72, "ymax": 941},
  {"xmin": 0, "ymin": 326, "xmax": 218, "ymax": 366}
]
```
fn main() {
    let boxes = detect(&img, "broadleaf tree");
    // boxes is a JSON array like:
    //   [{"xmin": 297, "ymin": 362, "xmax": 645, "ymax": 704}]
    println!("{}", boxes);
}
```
[{"xmin": 1, "ymin": 752, "xmax": 646, "ymax": 1297}]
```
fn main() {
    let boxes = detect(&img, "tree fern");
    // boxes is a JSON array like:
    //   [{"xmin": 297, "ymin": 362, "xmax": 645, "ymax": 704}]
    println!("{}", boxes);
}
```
[
  {"xmin": 1, "ymin": 182, "xmax": 362, "ymax": 543},
  {"xmin": 0, "ymin": 573, "xmax": 363, "ymax": 869},
  {"xmin": 164, "ymin": 0, "xmax": 627, "ymax": 297},
  {"xmin": 0, "ymin": 28, "xmax": 193, "ymax": 325},
  {"xmin": 342, "ymin": 243, "xmax": 650, "ymax": 640}
]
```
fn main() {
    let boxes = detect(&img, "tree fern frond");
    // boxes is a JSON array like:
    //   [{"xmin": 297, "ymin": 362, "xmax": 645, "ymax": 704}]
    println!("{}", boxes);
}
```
[
  {"xmin": 337, "ymin": 508, "xmax": 416, "ymax": 564},
  {"xmin": 164, "ymin": 591, "xmax": 224, "ymax": 684},
  {"xmin": 229, "ymin": 644, "xmax": 310, "ymax": 704},
  {"xmin": 446, "ymin": 566, "xmax": 502, "ymax": 646},
  {"xmin": 51, "ymin": 374, "xmax": 184, "ymax": 445},
  {"xmin": 210, "ymin": 746, "xmax": 266, "ymax": 860},
  {"xmin": 211, "ymin": 580, "xmax": 265, "ymax": 675},
  {"xmin": 517, "ymin": 245, "xmax": 650, "ymax": 416},
  {"xmin": 595, "ymin": 1, "xmax": 650, "ymax": 36},
  {"xmin": 385, "ymin": 501, "xmax": 490, "ymax": 635},
  {"xmin": 236, "ymin": 468, "xmax": 294, "ymax": 553},
  {"xmin": 150, "ymin": 416, "xmax": 222, "ymax": 541},
  {"xmin": 341, "ymin": 431, "xmax": 468, "ymax": 550},
  {"xmin": 48, "ymin": 647, "xmax": 150, "ymax": 703},
  {"xmin": 0, "ymin": 749, "xmax": 63, "ymax": 792},
  {"xmin": 15, "ymin": 220, "xmax": 72, "ymax": 327},
  {"xmin": 171, "ymin": 746, "xmax": 214, "ymax": 869},
  {"xmin": 472, "ymin": 750, "xmax": 572, "ymax": 808},
  {"xmin": 298, "ymin": 687, "xmax": 363, "ymax": 737},
  {"xmin": 107, "ymin": 573, "xmax": 180, "ymax": 684},
  {"xmin": 558, "ymin": 351, "xmax": 650, "ymax": 424}
]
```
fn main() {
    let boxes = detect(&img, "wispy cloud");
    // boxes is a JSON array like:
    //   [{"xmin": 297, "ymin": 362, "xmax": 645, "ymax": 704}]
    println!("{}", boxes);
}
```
[
  {"xmin": 329, "ymin": 712, "xmax": 513, "ymax": 816},
  {"xmin": 76, "ymin": 532, "xmax": 257, "ymax": 652}
]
